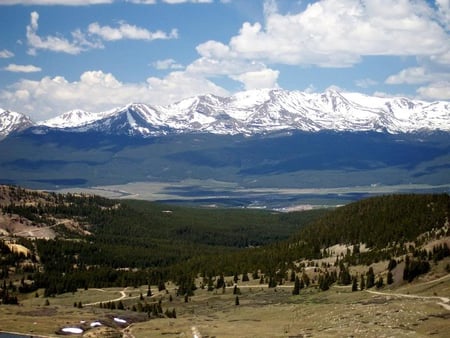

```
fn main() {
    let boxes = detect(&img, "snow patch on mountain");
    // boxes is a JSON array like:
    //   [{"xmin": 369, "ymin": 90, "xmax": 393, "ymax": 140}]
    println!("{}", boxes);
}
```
[
  {"xmin": 1, "ymin": 89, "xmax": 449, "ymax": 138},
  {"xmin": 0, "ymin": 109, "xmax": 34, "ymax": 139}
]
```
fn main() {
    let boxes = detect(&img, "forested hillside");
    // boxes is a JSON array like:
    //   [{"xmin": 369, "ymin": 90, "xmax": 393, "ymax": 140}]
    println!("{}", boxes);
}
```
[{"xmin": 1, "ymin": 185, "xmax": 449, "ymax": 299}]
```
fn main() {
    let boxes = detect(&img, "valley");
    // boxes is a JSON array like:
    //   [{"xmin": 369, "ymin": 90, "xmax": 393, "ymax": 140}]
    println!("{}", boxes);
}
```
[
  {"xmin": 56, "ymin": 180, "xmax": 450, "ymax": 210},
  {"xmin": 0, "ymin": 186, "xmax": 449, "ymax": 337}
]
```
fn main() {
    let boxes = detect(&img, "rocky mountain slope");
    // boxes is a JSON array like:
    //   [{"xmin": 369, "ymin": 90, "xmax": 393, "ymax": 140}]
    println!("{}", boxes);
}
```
[{"xmin": 1, "ymin": 89, "xmax": 449, "ymax": 138}]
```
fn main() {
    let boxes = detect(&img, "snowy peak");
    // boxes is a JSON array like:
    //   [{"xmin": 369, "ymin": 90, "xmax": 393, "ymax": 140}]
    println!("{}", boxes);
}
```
[
  {"xmin": 0, "ymin": 109, "xmax": 34, "ymax": 139},
  {"xmin": 41, "ymin": 109, "xmax": 104, "ymax": 128},
  {"xmin": 1, "ymin": 89, "xmax": 449, "ymax": 138}
]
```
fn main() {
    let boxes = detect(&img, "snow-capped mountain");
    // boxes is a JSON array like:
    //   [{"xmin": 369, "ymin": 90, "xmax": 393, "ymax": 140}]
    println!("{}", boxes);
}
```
[
  {"xmin": 0, "ymin": 109, "xmax": 34, "ymax": 140},
  {"xmin": 1, "ymin": 89, "xmax": 449, "ymax": 139}
]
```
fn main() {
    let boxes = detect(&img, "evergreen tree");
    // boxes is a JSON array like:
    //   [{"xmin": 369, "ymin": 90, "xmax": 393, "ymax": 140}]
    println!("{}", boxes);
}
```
[
  {"xmin": 292, "ymin": 276, "xmax": 300, "ymax": 295},
  {"xmin": 376, "ymin": 276, "xmax": 384, "ymax": 289},
  {"xmin": 216, "ymin": 274, "xmax": 225, "ymax": 289},
  {"xmin": 290, "ymin": 270, "xmax": 296, "ymax": 282},
  {"xmin": 387, "ymin": 271, "xmax": 394, "ymax": 285},
  {"xmin": 351, "ymin": 276, "xmax": 358, "ymax": 292},
  {"xmin": 366, "ymin": 267, "xmax": 375, "ymax": 288}
]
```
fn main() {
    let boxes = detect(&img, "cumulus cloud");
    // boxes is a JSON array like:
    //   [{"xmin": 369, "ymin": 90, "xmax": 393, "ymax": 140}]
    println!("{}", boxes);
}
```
[
  {"xmin": 25, "ymin": 11, "xmax": 178, "ymax": 55},
  {"xmin": 417, "ymin": 81, "xmax": 450, "ymax": 100},
  {"xmin": 0, "ymin": 49, "xmax": 14, "ymax": 58},
  {"xmin": 153, "ymin": 58, "xmax": 183, "ymax": 70},
  {"xmin": 355, "ymin": 78, "xmax": 378, "ymax": 88},
  {"xmin": 88, "ymin": 22, "xmax": 178, "ymax": 41},
  {"xmin": 26, "ymin": 11, "xmax": 102, "ymax": 55},
  {"xmin": 0, "ymin": 70, "xmax": 229, "ymax": 120},
  {"xmin": 221, "ymin": 0, "xmax": 449, "ymax": 67},
  {"xmin": 128, "ymin": 0, "xmax": 212, "ymax": 3},
  {"xmin": 386, "ymin": 67, "xmax": 436, "ymax": 85},
  {"xmin": 231, "ymin": 68, "xmax": 279, "ymax": 90},
  {"xmin": 0, "ymin": 0, "xmax": 112, "ymax": 4},
  {"xmin": 4, "ymin": 64, "xmax": 42, "ymax": 73}
]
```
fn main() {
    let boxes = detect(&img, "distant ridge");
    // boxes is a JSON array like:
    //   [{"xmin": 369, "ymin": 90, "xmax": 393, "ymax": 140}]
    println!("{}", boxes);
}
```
[{"xmin": 1, "ymin": 89, "xmax": 449, "ymax": 139}]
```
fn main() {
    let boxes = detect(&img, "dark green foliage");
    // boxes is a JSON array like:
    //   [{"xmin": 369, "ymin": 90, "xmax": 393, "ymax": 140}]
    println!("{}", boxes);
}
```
[
  {"xmin": 292, "ymin": 276, "xmax": 300, "ymax": 295},
  {"xmin": 387, "ymin": 259, "xmax": 397, "ymax": 271},
  {"xmin": 366, "ymin": 267, "xmax": 375, "ymax": 289},
  {"xmin": 403, "ymin": 256, "xmax": 430, "ymax": 282},
  {"xmin": 290, "ymin": 194, "xmax": 450, "ymax": 250},
  {"xmin": 387, "ymin": 271, "xmax": 394, "ymax": 285},
  {"xmin": 376, "ymin": 276, "xmax": 384, "ymax": 288},
  {"xmin": 352, "ymin": 276, "xmax": 358, "ymax": 291},
  {"xmin": 268, "ymin": 276, "xmax": 277, "ymax": 288},
  {"xmin": 318, "ymin": 272, "xmax": 333, "ymax": 291},
  {"xmin": 2, "ymin": 186, "xmax": 448, "ymax": 298},
  {"xmin": 338, "ymin": 263, "xmax": 351, "ymax": 285}
]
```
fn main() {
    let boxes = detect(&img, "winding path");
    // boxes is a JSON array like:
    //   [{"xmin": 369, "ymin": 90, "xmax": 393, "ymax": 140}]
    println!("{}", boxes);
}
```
[{"xmin": 366, "ymin": 274, "xmax": 450, "ymax": 311}]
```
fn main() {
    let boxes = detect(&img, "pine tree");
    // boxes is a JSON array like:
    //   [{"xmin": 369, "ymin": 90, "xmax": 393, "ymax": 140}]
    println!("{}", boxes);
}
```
[
  {"xmin": 376, "ymin": 276, "xmax": 384, "ymax": 288},
  {"xmin": 387, "ymin": 271, "xmax": 394, "ymax": 285},
  {"xmin": 366, "ymin": 267, "xmax": 375, "ymax": 288},
  {"xmin": 292, "ymin": 276, "xmax": 300, "ymax": 295},
  {"xmin": 351, "ymin": 276, "xmax": 358, "ymax": 292},
  {"xmin": 290, "ymin": 270, "xmax": 296, "ymax": 282}
]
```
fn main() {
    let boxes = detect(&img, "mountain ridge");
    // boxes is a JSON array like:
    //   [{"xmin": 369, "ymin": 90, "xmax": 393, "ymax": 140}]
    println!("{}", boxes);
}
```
[{"xmin": 1, "ymin": 89, "xmax": 449, "ymax": 139}]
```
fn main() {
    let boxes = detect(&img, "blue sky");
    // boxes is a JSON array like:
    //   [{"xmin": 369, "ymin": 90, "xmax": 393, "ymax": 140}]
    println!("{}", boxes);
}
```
[{"xmin": 0, "ymin": 0, "xmax": 449, "ymax": 121}]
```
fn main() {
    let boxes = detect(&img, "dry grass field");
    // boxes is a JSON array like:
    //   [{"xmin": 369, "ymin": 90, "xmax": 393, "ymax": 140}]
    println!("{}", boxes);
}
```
[{"xmin": 1, "ymin": 259, "xmax": 449, "ymax": 338}]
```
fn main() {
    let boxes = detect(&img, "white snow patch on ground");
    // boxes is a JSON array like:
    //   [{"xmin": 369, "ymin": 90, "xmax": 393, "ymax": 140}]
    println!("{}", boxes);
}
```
[{"xmin": 62, "ymin": 327, "xmax": 83, "ymax": 334}]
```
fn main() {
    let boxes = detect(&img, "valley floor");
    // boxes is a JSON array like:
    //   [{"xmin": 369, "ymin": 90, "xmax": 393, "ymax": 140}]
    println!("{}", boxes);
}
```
[{"xmin": 1, "ymin": 267, "xmax": 449, "ymax": 338}]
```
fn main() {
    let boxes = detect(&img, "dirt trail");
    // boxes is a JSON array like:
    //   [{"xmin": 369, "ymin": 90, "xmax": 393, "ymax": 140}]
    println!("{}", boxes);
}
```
[{"xmin": 366, "ymin": 274, "xmax": 450, "ymax": 311}]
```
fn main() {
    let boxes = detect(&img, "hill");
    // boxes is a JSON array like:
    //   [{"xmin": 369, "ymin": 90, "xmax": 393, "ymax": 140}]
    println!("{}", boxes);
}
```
[{"xmin": 0, "ymin": 186, "xmax": 449, "ymax": 337}]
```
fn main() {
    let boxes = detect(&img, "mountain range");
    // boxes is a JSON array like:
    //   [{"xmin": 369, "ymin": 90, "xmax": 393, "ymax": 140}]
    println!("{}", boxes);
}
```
[
  {"xmin": 1, "ymin": 89, "xmax": 449, "ymax": 139},
  {"xmin": 0, "ymin": 89, "xmax": 449, "ymax": 205}
]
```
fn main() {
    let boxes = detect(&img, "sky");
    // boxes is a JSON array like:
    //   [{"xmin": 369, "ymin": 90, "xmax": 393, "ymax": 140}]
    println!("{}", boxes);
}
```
[{"xmin": 0, "ymin": 0, "xmax": 449, "ymax": 121}]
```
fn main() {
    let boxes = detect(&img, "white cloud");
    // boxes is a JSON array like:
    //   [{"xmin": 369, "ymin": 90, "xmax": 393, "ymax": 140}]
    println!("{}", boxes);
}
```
[
  {"xmin": 355, "ymin": 78, "xmax": 378, "ymax": 88},
  {"xmin": 222, "ymin": 0, "xmax": 450, "ymax": 67},
  {"xmin": 127, "ymin": 0, "xmax": 157, "ymax": 4},
  {"xmin": 385, "ymin": 65, "xmax": 450, "ymax": 100},
  {"xmin": 0, "ymin": 0, "xmax": 112, "ymax": 4},
  {"xmin": 88, "ymin": 22, "xmax": 178, "ymax": 41},
  {"xmin": 4, "ymin": 64, "xmax": 42, "ymax": 73},
  {"xmin": 127, "ymin": 0, "xmax": 212, "ymax": 3},
  {"xmin": 386, "ymin": 67, "xmax": 434, "ymax": 85},
  {"xmin": 0, "ymin": 49, "xmax": 14, "ymax": 58},
  {"xmin": 153, "ymin": 58, "xmax": 183, "ymax": 70},
  {"xmin": 26, "ymin": 11, "xmax": 102, "ymax": 55},
  {"xmin": 162, "ymin": 0, "xmax": 213, "ymax": 3},
  {"xmin": 25, "ymin": 11, "xmax": 176, "ymax": 55},
  {"xmin": 231, "ymin": 68, "xmax": 279, "ymax": 90},
  {"xmin": 417, "ymin": 81, "xmax": 450, "ymax": 100},
  {"xmin": 0, "ymin": 70, "xmax": 229, "ymax": 120}
]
